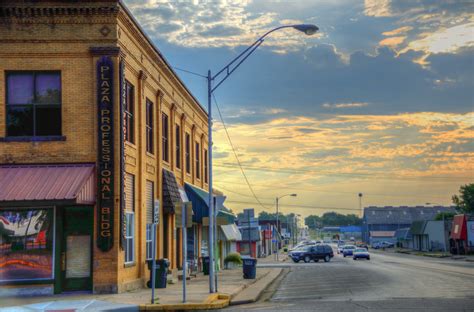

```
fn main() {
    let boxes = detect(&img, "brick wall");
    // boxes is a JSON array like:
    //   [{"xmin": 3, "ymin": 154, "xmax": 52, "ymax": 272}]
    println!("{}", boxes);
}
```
[{"xmin": 0, "ymin": 0, "xmax": 209, "ymax": 293}]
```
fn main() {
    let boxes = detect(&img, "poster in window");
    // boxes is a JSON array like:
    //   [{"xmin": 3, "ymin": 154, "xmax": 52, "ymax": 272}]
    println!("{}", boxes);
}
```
[{"xmin": 0, "ymin": 208, "xmax": 54, "ymax": 281}]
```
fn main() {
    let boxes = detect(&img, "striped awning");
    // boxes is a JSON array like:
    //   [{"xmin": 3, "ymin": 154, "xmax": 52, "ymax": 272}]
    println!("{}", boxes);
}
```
[
  {"xmin": 369, "ymin": 231, "xmax": 395, "ymax": 237},
  {"xmin": 0, "ymin": 164, "xmax": 95, "ymax": 205}
]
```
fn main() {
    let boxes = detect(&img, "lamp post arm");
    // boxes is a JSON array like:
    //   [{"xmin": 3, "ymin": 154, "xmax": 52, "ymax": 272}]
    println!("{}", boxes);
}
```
[{"xmin": 210, "ymin": 25, "xmax": 297, "ymax": 93}]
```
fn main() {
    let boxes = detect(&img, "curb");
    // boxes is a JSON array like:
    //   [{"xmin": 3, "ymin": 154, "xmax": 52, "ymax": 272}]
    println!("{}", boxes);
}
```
[
  {"xmin": 230, "ymin": 268, "xmax": 284, "ymax": 306},
  {"xmin": 228, "ymin": 268, "xmax": 272, "ymax": 300},
  {"xmin": 139, "ymin": 293, "xmax": 230, "ymax": 311}
]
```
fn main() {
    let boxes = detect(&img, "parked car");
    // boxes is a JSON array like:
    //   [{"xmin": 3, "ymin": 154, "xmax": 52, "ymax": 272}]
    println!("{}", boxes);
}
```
[
  {"xmin": 382, "ymin": 241, "xmax": 395, "ymax": 248},
  {"xmin": 353, "ymin": 248, "xmax": 370, "ymax": 260},
  {"xmin": 372, "ymin": 241, "xmax": 394, "ymax": 249},
  {"xmin": 342, "ymin": 245, "xmax": 356, "ymax": 257},
  {"xmin": 289, "ymin": 244, "xmax": 334, "ymax": 263}
]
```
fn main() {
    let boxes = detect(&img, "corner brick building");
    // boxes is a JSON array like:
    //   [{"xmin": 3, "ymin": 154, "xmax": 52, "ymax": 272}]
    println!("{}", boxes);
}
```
[{"xmin": 0, "ymin": 0, "xmax": 209, "ymax": 295}]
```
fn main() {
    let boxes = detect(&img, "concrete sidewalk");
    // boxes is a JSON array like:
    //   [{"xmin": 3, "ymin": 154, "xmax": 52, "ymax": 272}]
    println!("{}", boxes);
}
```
[{"xmin": 0, "ymin": 258, "xmax": 283, "ymax": 311}]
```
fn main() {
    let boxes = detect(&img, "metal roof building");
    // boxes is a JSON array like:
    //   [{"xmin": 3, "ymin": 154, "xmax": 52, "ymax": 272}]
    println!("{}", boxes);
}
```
[{"xmin": 362, "ymin": 206, "xmax": 456, "ymax": 243}]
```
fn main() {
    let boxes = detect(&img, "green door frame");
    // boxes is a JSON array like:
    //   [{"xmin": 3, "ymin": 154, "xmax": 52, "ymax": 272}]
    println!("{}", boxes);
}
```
[{"xmin": 54, "ymin": 206, "xmax": 93, "ymax": 293}]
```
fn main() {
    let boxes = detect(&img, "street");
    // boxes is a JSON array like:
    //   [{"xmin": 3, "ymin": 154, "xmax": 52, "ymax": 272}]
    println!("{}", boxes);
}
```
[{"xmin": 224, "ymin": 250, "xmax": 474, "ymax": 311}]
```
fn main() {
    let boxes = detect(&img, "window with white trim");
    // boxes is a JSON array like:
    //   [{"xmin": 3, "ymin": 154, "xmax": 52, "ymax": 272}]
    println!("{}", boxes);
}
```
[
  {"xmin": 125, "ymin": 212, "xmax": 135, "ymax": 264},
  {"xmin": 145, "ymin": 180, "xmax": 154, "ymax": 260}
]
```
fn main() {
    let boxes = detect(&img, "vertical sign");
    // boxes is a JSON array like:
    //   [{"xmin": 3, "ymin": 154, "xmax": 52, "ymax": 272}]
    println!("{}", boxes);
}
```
[
  {"xmin": 119, "ymin": 58, "xmax": 127, "ymax": 250},
  {"xmin": 97, "ymin": 56, "xmax": 114, "ymax": 252}
]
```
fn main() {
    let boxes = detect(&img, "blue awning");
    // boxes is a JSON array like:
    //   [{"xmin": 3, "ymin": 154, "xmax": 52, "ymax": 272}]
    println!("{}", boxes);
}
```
[
  {"xmin": 184, "ymin": 183, "xmax": 209, "ymax": 223},
  {"xmin": 184, "ymin": 183, "xmax": 237, "ymax": 224}
]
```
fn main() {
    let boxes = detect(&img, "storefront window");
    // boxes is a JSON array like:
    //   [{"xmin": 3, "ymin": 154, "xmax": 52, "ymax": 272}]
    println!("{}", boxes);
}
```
[{"xmin": 0, "ymin": 208, "xmax": 54, "ymax": 282}]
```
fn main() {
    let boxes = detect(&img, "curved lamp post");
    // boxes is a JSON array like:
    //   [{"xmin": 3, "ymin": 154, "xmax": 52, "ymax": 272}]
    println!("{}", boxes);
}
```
[
  {"xmin": 207, "ymin": 24, "xmax": 318, "ymax": 293},
  {"xmin": 275, "ymin": 193, "xmax": 297, "ymax": 260}
]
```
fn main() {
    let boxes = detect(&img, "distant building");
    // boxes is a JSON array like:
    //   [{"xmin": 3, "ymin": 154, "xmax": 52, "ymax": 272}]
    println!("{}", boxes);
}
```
[{"xmin": 362, "ymin": 206, "xmax": 456, "ymax": 244}]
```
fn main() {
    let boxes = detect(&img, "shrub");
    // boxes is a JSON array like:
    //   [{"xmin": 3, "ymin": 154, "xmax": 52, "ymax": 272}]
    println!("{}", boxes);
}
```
[{"xmin": 224, "ymin": 253, "xmax": 242, "ymax": 266}]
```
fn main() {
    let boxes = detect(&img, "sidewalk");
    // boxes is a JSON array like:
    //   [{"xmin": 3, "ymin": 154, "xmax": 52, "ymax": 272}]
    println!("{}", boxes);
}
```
[{"xmin": 0, "ymin": 256, "xmax": 284, "ymax": 311}]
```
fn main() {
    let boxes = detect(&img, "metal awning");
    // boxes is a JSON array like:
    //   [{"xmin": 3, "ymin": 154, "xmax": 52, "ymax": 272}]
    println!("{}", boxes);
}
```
[
  {"xmin": 162, "ymin": 169, "xmax": 182, "ymax": 214},
  {"xmin": 220, "ymin": 224, "xmax": 242, "ymax": 241},
  {"xmin": 0, "ymin": 164, "xmax": 95, "ymax": 206}
]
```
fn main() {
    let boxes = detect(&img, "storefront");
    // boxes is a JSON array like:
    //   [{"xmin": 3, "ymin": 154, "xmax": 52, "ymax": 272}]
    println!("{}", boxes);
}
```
[{"xmin": 0, "ymin": 164, "xmax": 95, "ymax": 296}]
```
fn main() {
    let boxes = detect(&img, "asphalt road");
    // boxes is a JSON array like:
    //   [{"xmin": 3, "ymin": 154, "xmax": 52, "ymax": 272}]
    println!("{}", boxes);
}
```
[{"xmin": 224, "ymin": 249, "xmax": 474, "ymax": 311}]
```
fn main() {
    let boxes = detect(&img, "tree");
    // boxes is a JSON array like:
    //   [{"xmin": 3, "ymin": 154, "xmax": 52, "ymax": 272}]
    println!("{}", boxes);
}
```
[
  {"xmin": 434, "ymin": 212, "xmax": 456, "ymax": 221},
  {"xmin": 452, "ymin": 183, "xmax": 474, "ymax": 214},
  {"xmin": 304, "ymin": 212, "xmax": 361, "ymax": 228},
  {"xmin": 305, "ymin": 215, "xmax": 322, "ymax": 229}
]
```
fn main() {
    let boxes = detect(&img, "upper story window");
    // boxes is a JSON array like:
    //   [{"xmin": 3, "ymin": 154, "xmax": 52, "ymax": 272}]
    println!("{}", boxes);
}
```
[
  {"xmin": 185, "ymin": 133, "xmax": 191, "ymax": 174},
  {"xmin": 195, "ymin": 142, "xmax": 201, "ymax": 180},
  {"xmin": 162, "ymin": 113, "xmax": 169, "ymax": 162},
  {"xmin": 204, "ymin": 148, "xmax": 208, "ymax": 184},
  {"xmin": 6, "ymin": 71, "xmax": 61, "ymax": 137},
  {"xmin": 125, "ymin": 81, "xmax": 135, "ymax": 144},
  {"xmin": 146, "ymin": 99, "xmax": 153, "ymax": 154},
  {"xmin": 176, "ymin": 125, "xmax": 181, "ymax": 169}
]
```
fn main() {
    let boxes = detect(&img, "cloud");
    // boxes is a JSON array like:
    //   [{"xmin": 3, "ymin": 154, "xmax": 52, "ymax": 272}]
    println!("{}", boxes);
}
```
[
  {"xmin": 124, "ymin": 0, "xmax": 321, "ymax": 52},
  {"xmin": 382, "ymin": 26, "xmax": 413, "ymax": 36},
  {"xmin": 212, "ymin": 112, "xmax": 473, "ymax": 215},
  {"xmin": 322, "ymin": 102, "xmax": 369, "ymax": 109},
  {"xmin": 379, "ymin": 36, "xmax": 406, "ymax": 47},
  {"xmin": 364, "ymin": 0, "xmax": 392, "ymax": 17},
  {"xmin": 363, "ymin": 0, "xmax": 474, "ymax": 64},
  {"xmin": 404, "ymin": 22, "xmax": 474, "ymax": 55}
]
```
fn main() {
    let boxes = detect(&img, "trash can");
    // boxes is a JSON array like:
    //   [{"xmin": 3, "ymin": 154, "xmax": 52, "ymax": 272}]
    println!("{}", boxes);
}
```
[
  {"xmin": 202, "ymin": 256, "xmax": 210, "ymax": 275},
  {"xmin": 242, "ymin": 257, "xmax": 257, "ymax": 279},
  {"xmin": 146, "ymin": 258, "xmax": 169, "ymax": 288}
]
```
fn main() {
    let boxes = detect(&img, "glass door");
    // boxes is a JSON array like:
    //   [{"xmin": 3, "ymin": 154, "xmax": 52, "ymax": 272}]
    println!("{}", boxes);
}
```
[{"xmin": 61, "ymin": 206, "xmax": 93, "ymax": 292}]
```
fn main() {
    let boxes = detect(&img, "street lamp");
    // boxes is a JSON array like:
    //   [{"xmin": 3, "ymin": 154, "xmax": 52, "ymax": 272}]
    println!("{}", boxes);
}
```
[
  {"xmin": 275, "ymin": 193, "xmax": 297, "ymax": 260},
  {"xmin": 206, "ymin": 24, "xmax": 318, "ymax": 293}
]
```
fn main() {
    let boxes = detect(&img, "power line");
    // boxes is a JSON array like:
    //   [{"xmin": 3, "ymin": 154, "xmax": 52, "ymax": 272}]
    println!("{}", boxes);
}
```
[
  {"xmin": 213, "ymin": 94, "xmax": 271, "ymax": 210},
  {"xmin": 224, "ymin": 199, "xmax": 360, "ymax": 212},
  {"xmin": 172, "ymin": 66, "xmax": 207, "ymax": 79},
  {"xmin": 213, "ymin": 162, "xmax": 470, "ymax": 182},
  {"xmin": 215, "ymin": 183, "xmax": 450, "ymax": 200}
]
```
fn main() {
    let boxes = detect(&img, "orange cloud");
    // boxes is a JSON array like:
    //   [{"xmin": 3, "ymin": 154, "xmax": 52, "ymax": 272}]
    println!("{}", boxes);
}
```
[
  {"xmin": 382, "ymin": 26, "xmax": 413, "ymax": 36},
  {"xmin": 380, "ymin": 36, "xmax": 406, "ymax": 47},
  {"xmin": 212, "ymin": 112, "xmax": 474, "ymax": 217}
]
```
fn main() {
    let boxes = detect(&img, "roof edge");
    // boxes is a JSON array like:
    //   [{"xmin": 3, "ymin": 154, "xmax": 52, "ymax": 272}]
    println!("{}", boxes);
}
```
[{"xmin": 118, "ymin": 0, "xmax": 208, "ymax": 118}]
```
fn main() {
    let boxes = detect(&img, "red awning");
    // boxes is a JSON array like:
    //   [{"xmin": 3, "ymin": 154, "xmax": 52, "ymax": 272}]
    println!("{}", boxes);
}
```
[
  {"xmin": 0, "ymin": 164, "xmax": 95, "ymax": 205},
  {"xmin": 451, "ymin": 214, "xmax": 467, "ymax": 240}
]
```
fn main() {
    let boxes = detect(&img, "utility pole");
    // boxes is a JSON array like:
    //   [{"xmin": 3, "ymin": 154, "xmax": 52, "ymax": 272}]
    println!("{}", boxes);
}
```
[{"xmin": 276, "ymin": 197, "xmax": 279, "ymax": 261}]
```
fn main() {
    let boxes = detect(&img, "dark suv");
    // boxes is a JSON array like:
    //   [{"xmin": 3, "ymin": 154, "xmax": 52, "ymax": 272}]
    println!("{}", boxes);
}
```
[{"xmin": 290, "ymin": 244, "xmax": 334, "ymax": 263}]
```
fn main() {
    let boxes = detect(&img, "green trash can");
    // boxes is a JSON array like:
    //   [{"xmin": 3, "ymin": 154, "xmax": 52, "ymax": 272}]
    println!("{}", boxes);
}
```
[
  {"xmin": 146, "ymin": 258, "xmax": 169, "ymax": 288},
  {"xmin": 202, "ymin": 256, "xmax": 210, "ymax": 275}
]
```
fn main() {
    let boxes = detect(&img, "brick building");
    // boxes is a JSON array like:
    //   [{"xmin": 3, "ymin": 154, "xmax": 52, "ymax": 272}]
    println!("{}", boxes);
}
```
[{"xmin": 0, "ymin": 0, "xmax": 209, "ymax": 295}]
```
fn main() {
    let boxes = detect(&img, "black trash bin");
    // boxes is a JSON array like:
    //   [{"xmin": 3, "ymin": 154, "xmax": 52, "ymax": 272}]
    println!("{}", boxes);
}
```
[
  {"xmin": 147, "ymin": 258, "xmax": 169, "ymax": 288},
  {"xmin": 202, "ymin": 256, "xmax": 210, "ymax": 275},
  {"xmin": 242, "ymin": 257, "xmax": 257, "ymax": 279}
]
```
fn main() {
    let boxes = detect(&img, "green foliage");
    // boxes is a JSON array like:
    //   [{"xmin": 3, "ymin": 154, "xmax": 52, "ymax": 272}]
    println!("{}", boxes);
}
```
[
  {"xmin": 224, "ymin": 253, "xmax": 242, "ymax": 265},
  {"xmin": 452, "ymin": 183, "xmax": 474, "ymax": 214},
  {"xmin": 434, "ymin": 212, "xmax": 456, "ymax": 221},
  {"xmin": 305, "ymin": 212, "xmax": 362, "ymax": 229}
]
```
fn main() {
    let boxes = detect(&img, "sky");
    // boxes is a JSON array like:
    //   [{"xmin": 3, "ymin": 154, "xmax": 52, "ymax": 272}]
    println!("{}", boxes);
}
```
[{"xmin": 123, "ymin": 0, "xmax": 474, "ymax": 218}]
